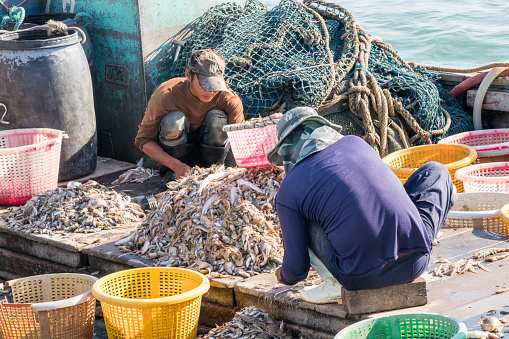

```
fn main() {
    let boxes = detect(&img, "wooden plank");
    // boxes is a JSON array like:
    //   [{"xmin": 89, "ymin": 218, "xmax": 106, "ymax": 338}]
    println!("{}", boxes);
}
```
[
  {"xmin": 235, "ymin": 273, "xmax": 350, "ymax": 334},
  {"xmin": 466, "ymin": 89, "xmax": 509, "ymax": 112},
  {"xmin": 198, "ymin": 301, "xmax": 237, "ymax": 328},
  {"xmin": 58, "ymin": 156, "xmax": 137, "ymax": 187},
  {"xmin": 0, "ymin": 214, "xmax": 139, "ymax": 268},
  {"xmin": 438, "ymin": 73, "xmax": 509, "ymax": 88},
  {"xmin": 82, "ymin": 236, "xmax": 153, "ymax": 272},
  {"xmin": 341, "ymin": 277, "xmax": 427, "ymax": 315},
  {"xmin": 438, "ymin": 73, "xmax": 469, "ymax": 84},
  {"xmin": 0, "ymin": 248, "xmax": 83, "ymax": 278}
]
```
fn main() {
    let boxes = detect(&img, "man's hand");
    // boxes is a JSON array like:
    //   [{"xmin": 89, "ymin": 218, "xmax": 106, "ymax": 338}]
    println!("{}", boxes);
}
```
[
  {"xmin": 275, "ymin": 267, "xmax": 284, "ymax": 284},
  {"xmin": 174, "ymin": 162, "xmax": 192, "ymax": 179},
  {"xmin": 142, "ymin": 141, "xmax": 191, "ymax": 179}
]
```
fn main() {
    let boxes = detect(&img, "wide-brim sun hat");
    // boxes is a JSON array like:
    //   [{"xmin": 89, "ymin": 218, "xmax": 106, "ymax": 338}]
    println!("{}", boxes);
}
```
[{"xmin": 266, "ymin": 107, "xmax": 342, "ymax": 166}]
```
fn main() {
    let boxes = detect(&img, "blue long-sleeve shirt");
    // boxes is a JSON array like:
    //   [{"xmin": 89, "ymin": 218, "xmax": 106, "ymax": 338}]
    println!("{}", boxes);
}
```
[{"xmin": 276, "ymin": 136, "xmax": 432, "ymax": 285}]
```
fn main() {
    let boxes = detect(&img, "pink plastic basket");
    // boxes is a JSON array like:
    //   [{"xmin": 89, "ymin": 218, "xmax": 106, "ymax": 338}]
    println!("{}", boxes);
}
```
[
  {"xmin": 0, "ymin": 128, "xmax": 67, "ymax": 206},
  {"xmin": 455, "ymin": 162, "xmax": 509, "ymax": 193},
  {"xmin": 223, "ymin": 113, "xmax": 282, "ymax": 168},
  {"xmin": 438, "ymin": 129, "xmax": 509, "ymax": 162}
]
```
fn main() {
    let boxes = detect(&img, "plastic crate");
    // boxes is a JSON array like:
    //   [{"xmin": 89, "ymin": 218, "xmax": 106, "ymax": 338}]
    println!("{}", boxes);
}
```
[
  {"xmin": 382, "ymin": 144, "xmax": 477, "ymax": 193},
  {"xmin": 454, "ymin": 161, "xmax": 509, "ymax": 193},
  {"xmin": 445, "ymin": 192, "xmax": 509, "ymax": 234},
  {"xmin": 0, "ymin": 273, "xmax": 97, "ymax": 339},
  {"xmin": 0, "ymin": 128, "xmax": 67, "ymax": 205},
  {"xmin": 223, "ymin": 113, "xmax": 281, "ymax": 168},
  {"xmin": 92, "ymin": 267, "xmax": 210, "ymax": 339},
  {"xmin": 335, "ymin": 313, "xmax": 467, "ymax": 339}
]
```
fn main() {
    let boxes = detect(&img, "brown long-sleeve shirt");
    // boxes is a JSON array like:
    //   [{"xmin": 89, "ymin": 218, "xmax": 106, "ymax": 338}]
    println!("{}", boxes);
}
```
[{"xmin": 135, "ymin": 77, "xmax": 244, "ymax": 151}]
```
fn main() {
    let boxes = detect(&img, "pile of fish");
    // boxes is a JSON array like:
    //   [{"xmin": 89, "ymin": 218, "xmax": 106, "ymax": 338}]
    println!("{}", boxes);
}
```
[
  {"xmin": 473, "ymin": 248, "xmax": 509, "ymax": 260},
  {"xmin": 432, "ymin": 258, "xmax": 490, "ymax": 277},
  {"xmin": 199, "ymin": 307, "xmax": 295, "ymax": 339},
  {"xmin": 116, "ymin": 165, "xmax": 284, "ymax": 277},
  {"xmin": 468, "ymin": 315, "xmax": 508, "ymax": 339},
  {"xmin": 4, "ymin": 181, "xmax": 145, "ymax": 235},
  {"xmin": 111, "ymin": 166, "xmax": 158, "ymax": 185},
  {"xmin": 432, "ymin": 247, "xmax": 509, "ymax": 278}
]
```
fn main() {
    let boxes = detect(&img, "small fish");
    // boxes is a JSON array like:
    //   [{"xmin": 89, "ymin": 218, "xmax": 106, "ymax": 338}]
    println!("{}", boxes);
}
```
[
  {"xmin": 237, "ymin": 179, "xmax": 263, "ymax": 193},
  {"xmin": 140, "ymin": 239, "xmax": 151, "ymax": 255},
  {"xmin": 115, "ymin": 232, "xmax": 136, "ymax": 246},
  {"xmin": 198, "ymin": 170, "xmax": 229, "ymax": 193}
]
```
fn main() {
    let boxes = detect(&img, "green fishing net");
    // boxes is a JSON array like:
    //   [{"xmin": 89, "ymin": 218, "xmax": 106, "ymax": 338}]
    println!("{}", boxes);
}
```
[
  {"xmin": 172, "ymin": 0, "xmax": 336, "ymax": 117},
  {"xmin": 170, "ymin": 0, "xmax": 473, "ymax": 147}
]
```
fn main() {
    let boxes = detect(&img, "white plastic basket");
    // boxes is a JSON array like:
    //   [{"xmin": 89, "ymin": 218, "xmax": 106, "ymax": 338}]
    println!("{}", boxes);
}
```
[
  {"xmin": 445, "ymin": 192, "xmax": 509, "ymax": 234},
  {"xmin": 438, "ymin": 129, "xmax": 509, "ymax": 163},
  {"xmin": 454, "ymin": 162, "xmax": 509, "ymax": 193}
]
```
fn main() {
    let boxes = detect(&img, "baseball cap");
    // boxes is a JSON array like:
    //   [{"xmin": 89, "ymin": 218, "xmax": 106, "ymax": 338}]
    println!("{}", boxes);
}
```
[{"xmin": 187, "ymin": 49, "xmax": 228, "ymax": 93}]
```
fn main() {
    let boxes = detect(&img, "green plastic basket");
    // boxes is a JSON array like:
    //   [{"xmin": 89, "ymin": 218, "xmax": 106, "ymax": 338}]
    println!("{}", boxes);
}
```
[{"xmin": 335, "ymin": 313, "xmax": 467, "ymax": 339}]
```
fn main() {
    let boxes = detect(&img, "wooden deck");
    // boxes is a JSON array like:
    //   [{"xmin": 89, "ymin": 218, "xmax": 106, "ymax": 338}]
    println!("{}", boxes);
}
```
[{"xmin": 1, "ymin": 157, "xmax": 509, "ymax": 338}]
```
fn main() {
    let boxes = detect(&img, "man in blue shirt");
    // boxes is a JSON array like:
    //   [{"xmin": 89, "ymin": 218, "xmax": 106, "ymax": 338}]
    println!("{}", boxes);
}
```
[{"xmin": 266, "ymin": 107, "xmax": 455, "ymax": 304}]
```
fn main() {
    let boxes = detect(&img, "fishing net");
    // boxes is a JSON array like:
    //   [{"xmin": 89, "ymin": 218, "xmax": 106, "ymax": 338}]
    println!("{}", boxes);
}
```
[
  {"xmin": 172, "ymin": 0, "xmax": 349, "ymax": 117},
  {"xmin": 170, "ymin": 0, "xmax": 473, "ymax": 155}
]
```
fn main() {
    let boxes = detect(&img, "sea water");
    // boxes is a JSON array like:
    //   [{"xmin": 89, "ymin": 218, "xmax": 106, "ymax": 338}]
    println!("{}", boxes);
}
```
[{"xmin": 265, "ymin": 0, "xmax": 509, "ymax": 69}]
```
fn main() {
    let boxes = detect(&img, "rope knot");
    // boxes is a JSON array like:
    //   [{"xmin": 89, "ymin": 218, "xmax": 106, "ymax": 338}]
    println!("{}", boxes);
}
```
[
  {"xmin": 46, "ymin": 19, "xmax": 68, "ymax": 35},
  {"xmin": 0, "ymin": 6, "xmax": 25, "ymax": 30},
  {"xmin": 297, "ymin": 27, "xmax": 321, "ymax": 47}
]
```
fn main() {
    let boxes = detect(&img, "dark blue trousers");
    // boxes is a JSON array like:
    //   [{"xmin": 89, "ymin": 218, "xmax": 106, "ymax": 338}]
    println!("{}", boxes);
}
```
[{"xmin": 307, "ymin": 161, "xmax": 455, "ymax": 290}]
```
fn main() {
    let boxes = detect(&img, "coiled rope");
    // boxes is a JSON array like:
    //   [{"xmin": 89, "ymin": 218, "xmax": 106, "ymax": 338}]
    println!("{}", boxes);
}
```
[
  {"xmin": 0, "ymin": 19, "xmax": 86, "ymax": 44},
  {"xmin": 308, "ymin": 0, "xmax": 453, "ymax": 155},
  {"xmin": 411, "ymin": 62, "xmax": 509, "ymax": 74}
]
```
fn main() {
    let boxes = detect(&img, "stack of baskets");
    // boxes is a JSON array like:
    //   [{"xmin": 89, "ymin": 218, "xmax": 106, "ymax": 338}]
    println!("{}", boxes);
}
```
[
  {"xmin": 439, "ymin": 129, "xmax": 509, "ymax": 196},
  {"xmin": 223, "ymin": 113, "xmax": 282, "ymax": 168},
  {"xmin": 382, "ymin": 128, "xmax": 509, "ymax": 234},
  {"xmin": 0, "ymin": 268, "xmax": 210, "ymax": 339},
  {"xmin": 384, "ymin": 128, "xmax": 509, "ymax": 235}
]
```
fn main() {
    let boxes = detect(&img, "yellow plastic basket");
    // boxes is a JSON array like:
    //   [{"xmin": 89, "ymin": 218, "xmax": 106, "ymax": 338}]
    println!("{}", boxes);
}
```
[
  {"xmin": 382, "ymin": 144, "xmax": 477, "ymax": 193},
  {"xmin": 92, "ymin": 267, "xmax": 210, "ymax": 339},
  {"xmin": 500, "ymin": 203, "xmax": 509, "ymax": 234},
  {"xmin": 0, "ymin": 273, "xmax": 97, "ymax": 339}
]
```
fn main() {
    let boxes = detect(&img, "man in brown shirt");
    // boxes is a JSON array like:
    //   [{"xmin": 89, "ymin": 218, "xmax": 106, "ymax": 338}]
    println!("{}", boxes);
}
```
[{"xmin": 135, "ymin": 49, "xmax": 244, "ymax": 180}]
